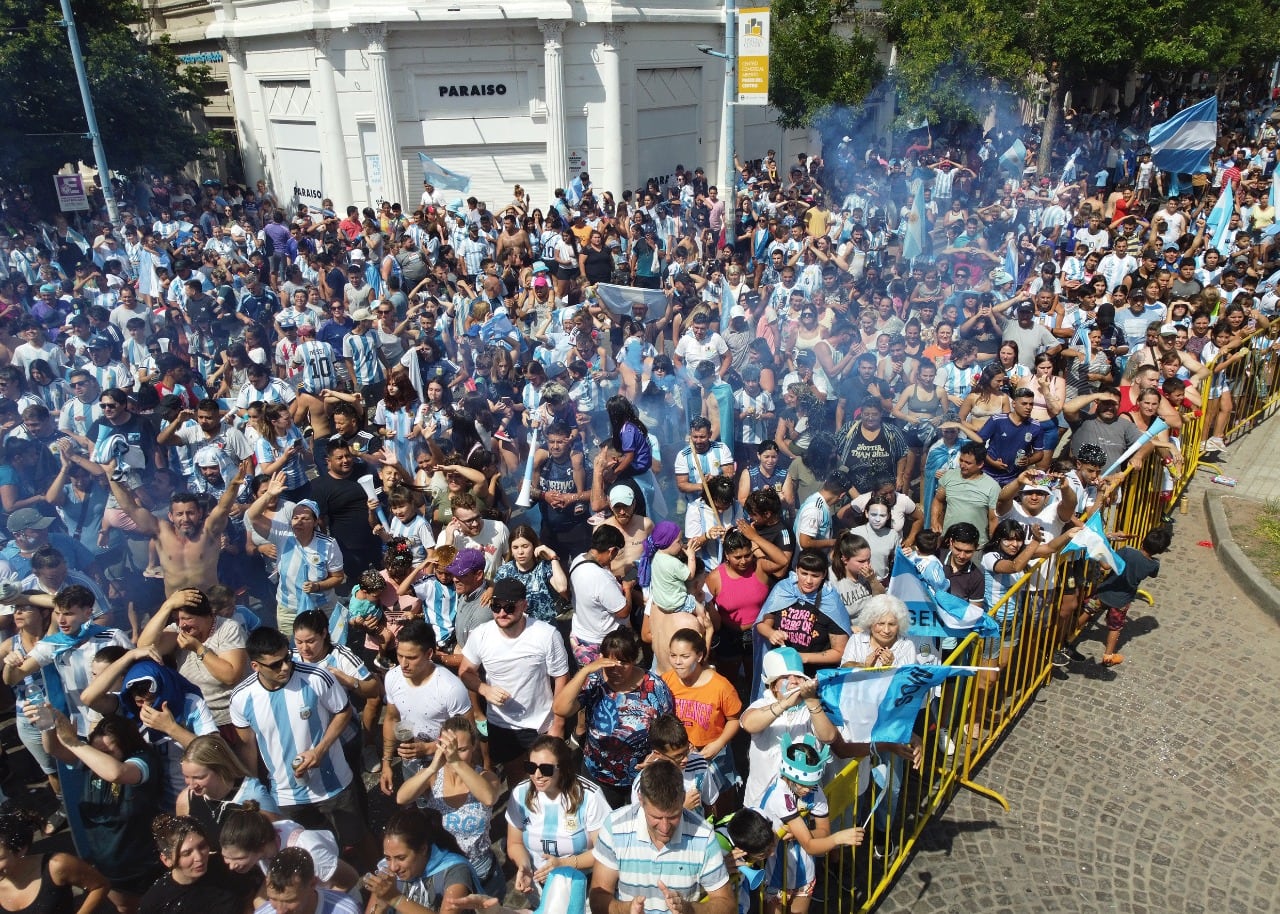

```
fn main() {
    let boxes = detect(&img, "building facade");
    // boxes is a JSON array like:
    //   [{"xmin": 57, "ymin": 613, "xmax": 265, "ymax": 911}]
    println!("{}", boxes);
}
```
[{"xmin": 178, "ymin": 0, "xmax": 812, "ymax": 212}]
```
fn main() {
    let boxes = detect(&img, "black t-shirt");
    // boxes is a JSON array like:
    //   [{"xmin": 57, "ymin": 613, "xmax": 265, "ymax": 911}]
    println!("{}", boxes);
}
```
[
  {"xmin": 769, "ymin": 600, "xmax": 838, "ymax": 661},
  {"xmin": 138, "ymin": 861, "xmax": 247, "ymax": 914},
  {"xmin": 840, "ymin": 423, "xmax": 907, "ymax": 493},
  {"xmin": 312, "ymin": 471, "xmax": 380, "ymax": 570},
  {"xmin": 943, "ymin": 555, "xmax": 985, "ymax": 606}
]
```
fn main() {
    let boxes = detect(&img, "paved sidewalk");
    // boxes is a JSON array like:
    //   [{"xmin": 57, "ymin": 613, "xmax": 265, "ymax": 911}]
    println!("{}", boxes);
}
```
[{"xmin": 879, "ymin": 418, "xmax": 1280, "ymax": 914}]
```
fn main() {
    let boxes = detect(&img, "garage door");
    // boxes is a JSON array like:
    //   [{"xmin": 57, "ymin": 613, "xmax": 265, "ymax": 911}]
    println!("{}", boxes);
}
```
[
  {"xmin": 635, "ymin": 67, "xmax": 703, "ymax": 190},
  {"xmin": 401, "ymin": 144, "xmax": 546, "ymax": 211}
]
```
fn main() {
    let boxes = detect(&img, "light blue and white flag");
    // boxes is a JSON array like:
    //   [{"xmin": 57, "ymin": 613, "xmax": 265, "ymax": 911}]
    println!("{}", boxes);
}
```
[
  {"xmin": 175, "ymin": 221, "xmax": 195, "ymax": 245},
  {"xmin": 419, "ymin": 152, "xmax": 471, "ymax": 194},
  {"xmin": 901, "ymin": 179, "xmax": 926, "ymax": 263},
  {"xmin": 1148, "ymin": 96, "xmax": 1218, "ymax": 175},
  {"xmin": 999, "ymin": 139, "xmax": 1027, "ymax": 177},
  {"xmin": 888, "ymin": 547, "xmax": 1001, "ymax": 641},
  {"xmin": 1208, "ymin": 181, "xmax": 1236, "ymax": 255},
  {"xmin": 817, "ymin": 664, "xmax": 980, "ymax": 744},
  {"xmin": 65, "ymin": 227, "xmax": 89, "ymax": 255},
  {"xmin": 1062, "ymin": 510, "xmax": 1126, "ymax": 574},
  {"xmin": 1003, "ymin": 234, "xmax": 1019, "ymax": 287},
  {"xmin": 1071, "ymin": 316, "xmax": 1093, "ymax": 368},
  {"xmin": 137, "ymin": 248, "xmax": 161, "ymax": 298},
  {"xmin": 1270, "ymin": 165, "xmax": 1280, "ymax": 210},
  {"xmin": 593, "ymin": 282, "xmax": 670, "ymax": 323}
]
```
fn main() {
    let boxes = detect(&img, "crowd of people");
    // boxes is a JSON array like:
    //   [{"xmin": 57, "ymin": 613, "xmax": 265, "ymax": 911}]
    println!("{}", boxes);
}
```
[{"xmin": 0, "ymin": 85, "xmax": 1276, "ymax": 914}]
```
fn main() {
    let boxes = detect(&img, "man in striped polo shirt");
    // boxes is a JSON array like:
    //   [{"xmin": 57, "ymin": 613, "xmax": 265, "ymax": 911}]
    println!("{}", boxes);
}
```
[
  {"xmin": 590, "ymin": 760, "xmax": 734, "ymax": 914},
  {"xmin": 230, "ymin": 626, "xmax": 368, "ymax": 860}
]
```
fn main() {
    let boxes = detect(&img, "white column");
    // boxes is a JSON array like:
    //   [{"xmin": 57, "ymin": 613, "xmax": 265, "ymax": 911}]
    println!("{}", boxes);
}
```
[
  {"xmin": 540, "ymin": 20, "xmax": 569, "ymax": 194},
  {"xmin": 598, "ymin": 25, "xmax": 624, "ymax": 197},
  {"xmin": 311, "ymin": 29, "xmax": 353, "ymax": 206},
  {"xmin": 361, "ymin": 22, "xmax": 406, "ymax": 207},
  {"xmin": 222, "ymin": 37, "xmax": 264, "ymax": 185}
]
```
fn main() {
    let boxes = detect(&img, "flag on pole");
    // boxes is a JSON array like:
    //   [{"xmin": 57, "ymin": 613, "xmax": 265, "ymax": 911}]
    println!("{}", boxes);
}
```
[
  {"xmin": 1148, "ymin": 96, "xmax": 1218, "ymax": 175},
  {"xmin": 901, "ymin": 179, "xmax": 926, "ymax": 263},
  {"xmin": 1071, "ymin": 316, "xmax": 1093, "ymax": 369},
  {"xmin": 1062, "ymin": 510, "xmax": 1127, "ymax": 574},
  {"xmin": 418, "ymin": 152, "xmax": 471, "ymax": 194},
  {"xmin": 817, "ymin": 665, "xmax": 980, "ymax": 745},
  {"xmin": 1270, "ymin": 166, "xmax": 1280, "ymax": 210},
  {"xmin": 999, "ymin": 139, "xmax": 1027, "ymax": 177},
  {"xmin": 888, "ymin": 548, "xmax": 1001, "ymax": 641},
  {"xmin": 1208, "ymin": 181, "xmax": 1236, "ymax": 255}
]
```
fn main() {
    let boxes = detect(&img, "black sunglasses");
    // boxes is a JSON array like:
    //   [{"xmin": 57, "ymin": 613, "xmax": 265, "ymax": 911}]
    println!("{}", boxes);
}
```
[
  {"xmin": 491, "ymin": 600, "xmax": 520, "ymax": 615},
  {"xmin": 256, "ymin": 657, "xmax": 293, "ymax": 671},
  {"xmin": 523, "ymin": 762, "xmax": 557, "ymax": 776}
]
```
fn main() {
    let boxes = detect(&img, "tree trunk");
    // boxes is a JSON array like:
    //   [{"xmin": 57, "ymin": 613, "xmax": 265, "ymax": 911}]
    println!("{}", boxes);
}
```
[{"xmin": 1038, "ymin": 75, "xmax": 1063, "ymax": 178}]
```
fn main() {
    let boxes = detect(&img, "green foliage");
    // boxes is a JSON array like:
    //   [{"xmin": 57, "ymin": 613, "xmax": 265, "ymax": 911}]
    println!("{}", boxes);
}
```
[
  {"xmin": 0, "ymin": 0, "xmax": 211, "ymax": 190},
  {"xmin": 768, "ymin": 0, "xmax": 884, "ymax": 130}
]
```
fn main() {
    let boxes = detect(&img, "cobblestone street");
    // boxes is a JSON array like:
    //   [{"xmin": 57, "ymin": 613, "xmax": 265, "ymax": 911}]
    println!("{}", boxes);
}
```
[{"xmin": 878, "ymin": 424, "xmax": 1280, "ymax": 914}]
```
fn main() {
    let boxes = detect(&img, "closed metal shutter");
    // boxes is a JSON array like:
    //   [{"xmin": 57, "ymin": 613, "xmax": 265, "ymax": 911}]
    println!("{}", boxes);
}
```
[{"xmin": 635, "ymin": 67, "xmax": 704, "ymax": 190}]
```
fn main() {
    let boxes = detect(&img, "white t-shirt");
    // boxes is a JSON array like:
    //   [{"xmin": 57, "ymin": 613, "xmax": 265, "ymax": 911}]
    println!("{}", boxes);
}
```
[
  {"xmin": 568, "ymin": 556, "xmax": 627, "ymax": 645},
  {"xmin": 269, "ymin": 820, "xmax": 340, "ymax": 882},
  {"xmin": 382, "ymin": 665, "xmax": 471, "ymax": 740},
  {"xmin": 461, "ymin": 619, "xmax": 569, "ymax": 731},
  {"xmin": 674, "ymin": 332, "xmax": 728, "ymax": 371},
  {"xmin": 445, "ymin": 519, "xmax": 510, "ymax": 579},
  {"xmin": 743, "ymin": 696, "xmax": 818, "ymax": 807}
]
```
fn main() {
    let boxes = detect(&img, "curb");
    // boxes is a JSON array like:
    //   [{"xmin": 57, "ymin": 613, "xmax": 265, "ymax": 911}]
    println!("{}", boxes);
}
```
[{"xmin": 1203, "ymin": 490, "xmax": 1280, "ymax": 624}]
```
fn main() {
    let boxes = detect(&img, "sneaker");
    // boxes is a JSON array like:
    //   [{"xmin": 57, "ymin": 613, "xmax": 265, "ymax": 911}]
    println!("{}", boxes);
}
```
[
  {"xmin": 1204, "ymin": 436, "xmax": 1227, "ymax": 453},
  {"xmin": 1052, "ymin": 648, "xmax": 1071, "ymax": 668},
  {"xmin": 938, "ymin": 728, "xmax": 956, "ymax": 757},
  {"xmin": 1066, "ymin": 646, "xmax": 1087, "ymax": 662},
  {"xmin": 1101, "ymin": 653, "xmax": 1125, "ymax": 666},
  {"xmin": 493, "ymin": 428, "xmax": 512, "ymax": 443}
]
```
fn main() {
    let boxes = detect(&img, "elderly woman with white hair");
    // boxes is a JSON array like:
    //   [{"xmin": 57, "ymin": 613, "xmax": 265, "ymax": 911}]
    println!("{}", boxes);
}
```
[{"xmin": 840, "ymin": 594, "xmax": 918, "ymax": 669}]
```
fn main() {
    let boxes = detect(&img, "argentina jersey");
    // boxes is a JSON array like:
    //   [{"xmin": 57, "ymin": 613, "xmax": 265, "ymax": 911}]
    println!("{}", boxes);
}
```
[
  {"xmin": 507, "ymin": 776, "xmax": 611, "ymax": 871},
  {"xmin": 229, "ymin": 661, "xmax": 353, "ymax": 805}
]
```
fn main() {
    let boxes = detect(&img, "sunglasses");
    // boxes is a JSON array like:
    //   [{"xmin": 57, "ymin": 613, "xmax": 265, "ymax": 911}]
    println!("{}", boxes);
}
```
[
  {"xmin": 491, "ymin": 600, "xmax": 520, "ymax": 615},
  {"xmin": 256, "ymin": 657, "xmax": 293, "ymax": 671},
  {"xmin": 523, "ymin": 762, "xmax": 557, "ymax": 777}
]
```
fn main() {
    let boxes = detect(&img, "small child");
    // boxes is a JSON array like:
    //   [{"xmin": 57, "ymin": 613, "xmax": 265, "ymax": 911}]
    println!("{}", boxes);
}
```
[
  {"xmin": 349, "ymin": 567, "xmax": 390, "ymax": 664},
  {"xmin": 759, "ymin": 735, "xmax": 864, "ymax": 914},
  {"xmin": 629, "ymin": 713, "xmax": 721, "ymax": 817},
  {"xmin": 639, "ymin": 521, "xmax": 712, "ymax": 675},
  {"xmin": 206, "ymin": 583, "xmax": 261, "ymax": 633},
  {"xmin": 714, "ymin": 809, "xmax": 779, "ymax": 914},
  {"xmin": 373, "ymin": 485, "xmax": 435, "ymax": 563},
  {"xmin": 1078, "ymin": 526, "xmax": 1171, "ymax": 666},
  {"xmin": 412, "ymin": 545, "xmax": 459, "ymax": 652}
]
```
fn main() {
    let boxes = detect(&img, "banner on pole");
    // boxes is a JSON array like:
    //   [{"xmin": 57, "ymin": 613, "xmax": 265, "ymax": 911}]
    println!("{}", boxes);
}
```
[
  {"xmin": 54, "ymin": 175, "xmax": 89, "ymax": 212},
  {"xmin": 736, "ymin": 8, "xmax": 771, "ymax": 106}
]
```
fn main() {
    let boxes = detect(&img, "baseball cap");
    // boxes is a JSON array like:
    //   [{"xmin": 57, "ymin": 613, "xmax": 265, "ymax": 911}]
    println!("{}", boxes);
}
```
[
  {"xmin": 348, "ymin": 249, "xmax": 365, "ymax": 262},
  {"xmin": 86, "ymin": 333, "xmax": 112, "ymax": 349},
  {"xmin": 351, "ymin": 308, "xmax": 375, "ymax": 323},
  {"xmin": 6, "ymin": 508, "xmax": 53, "ymax": 534},
  {"xmin": 729, "ymin": 305, "xmax": 748, "ymax": 320},
  {"xmin": 278, "ymin": 315, "xmax": 297, "ymax": 330},
  {"xmin": 533, "ymin": 275, "xmax": 550, "ymax": 288},
  {"xmin": 445, "ymin": 548, "xmax": 486, "ymax": 577},
  {"xmin": 491, "ymin": 578, "xmax": 527, "ymax": 602},
  {"xmin": 608, "ymin": 485, "xmax": 635, "ymax": 507},
  {"xmin": 1159, "ymin": 323, "xmax": 1178, "ymax": 337},
  {"xmin": 760, "ymin": 646, "xmax": 808, "ymax": 685}
]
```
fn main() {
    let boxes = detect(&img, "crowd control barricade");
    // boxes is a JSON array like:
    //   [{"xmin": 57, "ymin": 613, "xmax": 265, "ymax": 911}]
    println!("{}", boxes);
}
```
[{"xmin": 807, "ymin": 328, "xmax": 1280, "ymax": 913}]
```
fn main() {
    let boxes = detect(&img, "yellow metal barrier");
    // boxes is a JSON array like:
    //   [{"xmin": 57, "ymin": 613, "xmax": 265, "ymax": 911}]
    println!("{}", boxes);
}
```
[{"xmin": 809, "ymin": 329, "xmax": 1280, "ymax": 913}]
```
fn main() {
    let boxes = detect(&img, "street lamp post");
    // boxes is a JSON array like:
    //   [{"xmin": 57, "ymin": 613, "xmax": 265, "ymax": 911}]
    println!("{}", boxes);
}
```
[
  {"xmin": 696, "ymin": 0, "xmax": 737, "ymax": 205},
  {"xmin": 57, "ymin": 0, "xmax": 121, "ymax": 228}
]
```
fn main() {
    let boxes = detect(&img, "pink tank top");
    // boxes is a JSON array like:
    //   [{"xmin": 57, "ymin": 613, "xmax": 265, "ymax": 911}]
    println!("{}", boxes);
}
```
[{"xmin": 714, "ymin": 565, "xmax": 770, "ymax": 630}]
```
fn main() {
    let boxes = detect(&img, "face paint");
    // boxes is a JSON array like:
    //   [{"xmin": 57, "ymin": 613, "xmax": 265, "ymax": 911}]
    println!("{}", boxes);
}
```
[{"xmin": 867, "ymin": 507, "xmax": 890, "ymax": 531}]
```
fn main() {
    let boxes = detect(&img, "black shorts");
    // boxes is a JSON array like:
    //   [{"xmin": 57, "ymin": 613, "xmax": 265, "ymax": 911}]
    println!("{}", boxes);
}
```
[
  {"xmin": 556, "ymin": 265, "xmax": 580, "ymax": 281},
  {"xmin": 279, "ymin": 778, "xmax": 365, "ymax": 850},
  {"xmin": 487, "ymin": 724, "xmax": 542, "ymax": 768}
]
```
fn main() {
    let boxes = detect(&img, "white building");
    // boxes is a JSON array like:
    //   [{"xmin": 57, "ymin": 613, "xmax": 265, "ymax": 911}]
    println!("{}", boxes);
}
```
[{"xmin": 202, "ymin": 0, "xmax": 812, "ymax": 212}]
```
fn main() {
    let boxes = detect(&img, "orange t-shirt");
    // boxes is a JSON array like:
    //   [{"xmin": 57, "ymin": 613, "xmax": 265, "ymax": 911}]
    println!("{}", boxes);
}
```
[{"xmin": 662, "ymin": 669, "xmax": 743, "ymax": 750}]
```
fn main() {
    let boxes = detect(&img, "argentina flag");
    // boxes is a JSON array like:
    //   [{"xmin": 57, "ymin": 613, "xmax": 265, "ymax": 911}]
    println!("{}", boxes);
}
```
[
  {"xmin": 1062, "ymin": 511, "xmax": 1126, "ymax": 574},
  {"xmin": 1148, "ymin": 96, "xmax": 1217, "ymax": 175},
  {"xmin": 419, "ymin": 152, "xmax": 472, "ymax": 194},
  {"xmin": 888, "ymin": 548, "xmax": 1001, "ymax": 641},
  {"xmin": 1208, "ymin": 181, "xmax": 1236, "ymax": 255},
  {"xmin": 817, "ymin": 665, "xmax": 979, "ymax": 744}
]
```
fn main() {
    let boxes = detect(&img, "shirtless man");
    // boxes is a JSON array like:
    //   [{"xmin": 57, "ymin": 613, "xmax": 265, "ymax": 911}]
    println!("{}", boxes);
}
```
[
  {"xmin": 106, "ymin": 463, "xmax": 244, "ymax": 594},
  {"xmin": 493, "ymin": 211, "xmax": 532, "ymax": 265}
]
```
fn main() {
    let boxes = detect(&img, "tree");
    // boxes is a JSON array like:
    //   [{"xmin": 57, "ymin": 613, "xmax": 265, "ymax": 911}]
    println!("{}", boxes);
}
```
[
  {"xmin": 768, "ymin": 0, "xmax": 885, "ymax": 133},
  {"xmin": 0, "ymin": 0, "xmax": 211, "ymax": 204}
]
